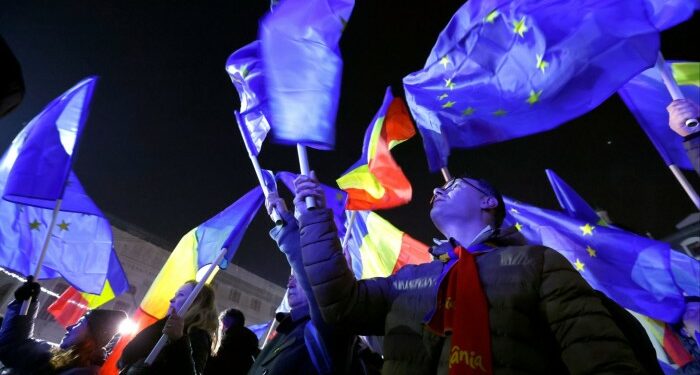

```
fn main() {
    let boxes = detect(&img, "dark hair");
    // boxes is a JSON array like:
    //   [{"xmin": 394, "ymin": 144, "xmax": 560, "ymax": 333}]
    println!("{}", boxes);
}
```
[
  {"xmin": 221, "ymin": 308, "xmax": 245, "ymax": 328},
  {"xmin": 458, "ymin": 174, "xmax": 506, "ymax": 230}
]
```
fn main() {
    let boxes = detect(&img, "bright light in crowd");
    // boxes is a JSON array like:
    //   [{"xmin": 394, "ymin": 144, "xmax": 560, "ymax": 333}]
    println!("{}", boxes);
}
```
[{"xmin": 118, "ymin": 318, "xmax": 138, "ymax": 335}]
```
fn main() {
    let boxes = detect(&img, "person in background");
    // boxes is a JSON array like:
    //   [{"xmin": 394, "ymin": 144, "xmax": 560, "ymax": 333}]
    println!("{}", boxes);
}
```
[
  {"xmin": 118, "ymin": 281, "xmax": 218, "ymax": 375},
  {"xmin": 205, "ymin": 308, "xmax": 259, "ymax": 375},
  {"xmin": 0, "ymin": 277, "xmax": 126, "ymax": 374}
]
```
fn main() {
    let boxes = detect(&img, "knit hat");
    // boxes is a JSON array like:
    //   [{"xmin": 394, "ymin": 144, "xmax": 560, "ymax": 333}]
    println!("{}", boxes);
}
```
[{"xmin": 84, "ymin": 309, "xmax": 127, "ymax": 348}]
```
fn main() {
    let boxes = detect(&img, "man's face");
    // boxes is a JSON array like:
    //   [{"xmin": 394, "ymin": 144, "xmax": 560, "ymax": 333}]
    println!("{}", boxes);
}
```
[
  {"xmin": 430, "ymin": 178, "xmax": 488, "ymax": 230},
  {"xmin": 287, "ymin": 274, "xmax": 307, "ymax": 311},
  {"xmin": 60, "ymin": 316, "xmax": 89, "ymax": 349}
]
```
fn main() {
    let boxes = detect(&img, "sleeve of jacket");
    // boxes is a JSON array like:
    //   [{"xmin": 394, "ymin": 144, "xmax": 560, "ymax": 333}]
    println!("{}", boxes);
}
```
[
  {"xmin": 299, "ymin": 208, "xmax": 395, "ymax": 336},
  {"xmin": 538, "ymin": 248, "xmax": 645, "ymax": 375},
  {"xmin": 683, "ymin": 132, "xmax": 700, "ymax": 176},
  {"xmin": 161, "ymin": 329, "xmax": 211, "ymax": 374},
  {"xmin": 0, "ymin": 299, "xmax": 52, "ymax": 369}
]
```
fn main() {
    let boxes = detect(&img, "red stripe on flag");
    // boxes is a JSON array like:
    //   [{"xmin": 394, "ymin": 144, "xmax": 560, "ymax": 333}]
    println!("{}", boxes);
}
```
[
  {"xmin": 47, "ymin": 287, "xmax": 89, "ymax": 328},
  {"xmin": 662, "ymin": 323, "xmax": 693, "ymax": 367},
  {"xmin": 384, "ymin": 98, "xmax": 416, "ymax": 146},
  {"xmin": 392, "ymin": 233, "xmax": 431, "ymax": 274},
  {"xmin": 100, "ymin": 308, "xmax": 159, "ymax": 375}
]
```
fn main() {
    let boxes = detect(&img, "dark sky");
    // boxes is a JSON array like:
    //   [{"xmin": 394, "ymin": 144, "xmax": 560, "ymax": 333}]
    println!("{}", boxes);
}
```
[{"xmin": 1, "ymin": 1, "xmax": 698, "ymax": 287}]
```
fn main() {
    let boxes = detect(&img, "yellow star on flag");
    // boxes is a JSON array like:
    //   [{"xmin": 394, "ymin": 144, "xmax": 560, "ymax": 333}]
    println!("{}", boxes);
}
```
[
  {"xmin": 30, "ymin": 220, "xmax": 41, "ymax": 231},
  {"xmin": 515, "ymin": 222, "xmax": 523, "ymax": 231},
  {"xmin": 461, "ymin": 107, "xmax": 475, "ymax": 116},
  {"xmin": 444, "ymin": 78, "xmax": 456, "ymax": 90},
  {"xmin": 527, "ymin": 89, "xmax": 542, "ymax": 105},
  {"xmin": 536, "ymin": 54, "xmax": 549, "ymax": 73},
  {"xmin": 493, "ymin": 109, "xmax": 507, "ymax": 117},
  {"xmin": 442, "ymin": 101, "xmax": 456, "ymax": 109},
  {"xmin": 586, "ymin": 246, "xmax": 597, "ymax": 257},
  {"xmin": 574, "ymin": 258, "xmax": 585, "ymax": 271},
  {"xmin": 485, "ymin": 10, "xmax": 500, "ymax": 23},
  {"xmin": 512, "ymin": 17, "xmax": 529, "ymax": 37},
  {"xmin": 579, "ymin": 223, "xmax": 595, "ymax": 236},
  {"xmin": 439, "ymin": 56, "xmax": 451, "ymax": 69},
  {"xmin": 438, "ymin": 93, "xmax": 449, "ymax": 100},
  {"xmin": 58, "ymin": 220, "xmax": 70, "ymax": 231}
]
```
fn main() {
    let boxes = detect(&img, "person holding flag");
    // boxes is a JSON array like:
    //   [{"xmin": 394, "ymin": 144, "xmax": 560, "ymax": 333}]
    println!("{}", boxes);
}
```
[
  {"xmin": 116, "ymin": 281, "xmax": 218, "ymax": 375},
  {"xmin": 248, "ymin": 183, "xmax": 371, "ymax": 375},
  {"xmin": 0, "ymin": 278, "xmax": 126, "ymax": 374},
  {"xmin": 293, "ymin": 173, "xmax": 646, "ymax": 374}
]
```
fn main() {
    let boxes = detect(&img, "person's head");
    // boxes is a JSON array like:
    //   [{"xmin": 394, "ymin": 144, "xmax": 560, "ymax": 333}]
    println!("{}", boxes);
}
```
[
  {"xmin": 287, "ymin": 273, "xmax": 307, "ymax": 311},
  {"xmin": 53, "ymin": 309, "xmax": 126, "ymax": 369},
  {"xmin": 220, "ymin": 308, "xmax": 245, "ymax": 332},
  {"xmin": 172, "ymin": 281, "xmax": 219, "ymax": 353},
  {"xmin": 683, "ymin": 296, "xmax": 700, "ymax": 341},
  {"xmin": 430, "ymin": 175, "xmax": 505, "ymax": 238}
]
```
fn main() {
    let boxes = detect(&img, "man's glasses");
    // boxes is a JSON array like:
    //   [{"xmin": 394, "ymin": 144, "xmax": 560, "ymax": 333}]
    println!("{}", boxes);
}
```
[{"xmin": 430, "ymin": 177, "xmax": 491, "ymax": 205}]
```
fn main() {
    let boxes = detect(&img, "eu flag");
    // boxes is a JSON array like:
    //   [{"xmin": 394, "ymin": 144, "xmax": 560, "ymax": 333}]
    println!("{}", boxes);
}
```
[
  {"xmin": 227, "ymin": 41, "xmax": 270, "ymax": 156},
  {"xmin": 618, "ymin": 61, "xmax": 699, "ymax": 170},
  {"xmin": 545, "ymin": 169, "xmax": 604, "ymax": 225},
  {"xmin": 0, "ymin": 78, "xmax": 113, "ymax": 294},
  {"xmin": 259, "ymin": 0, "xmax": 354, "ymax": 150},
  {"xmin": 504, "ymin": 197, "xmax": 685, "ymax": 322},
  {"xmin": 403, "ymin": 0, "xmax": 660, "ymax": 171}
]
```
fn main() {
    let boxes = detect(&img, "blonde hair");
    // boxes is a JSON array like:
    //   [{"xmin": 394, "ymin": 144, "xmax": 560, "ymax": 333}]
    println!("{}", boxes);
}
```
[
  {"xmin": 49, "ymin": 336, "xmax": 103, "ymax": 371},
  {"xmin": 181, "ymin": 280, "xmax": 219, "ymax": 354}
]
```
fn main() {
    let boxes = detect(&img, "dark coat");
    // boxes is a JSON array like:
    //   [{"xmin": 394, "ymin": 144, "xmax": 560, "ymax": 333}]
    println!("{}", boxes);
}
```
[
  {"xmin": 0, "ymin": 300, "xmax": 100, "ymax": 375},
  {"xmin": 684, "ymin": 132, "xmax": 700, "ymax": 175},
  {"xmin": 247, "ymin": 308, "xmax": 318, "ymax": 375},
  {"xmin": 205, "ymin": 325, "xmax": 259, "ymax": 375},
  {"xmin": 299, "ymin": 208, "xmax": 646, "ymax": 375},
  {"xmin": 118, "ymin": 317, "xmax": 211, "ymax": 375}
]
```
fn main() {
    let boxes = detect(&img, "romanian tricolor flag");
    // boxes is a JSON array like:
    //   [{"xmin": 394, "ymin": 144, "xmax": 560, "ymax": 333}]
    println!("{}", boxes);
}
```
[
  {"xmin": 630, "ymin": 311, "xmax": 693, "ymax": 372},
  {"xmin": 48, "ymin": 250, "xmax": 129, "ymax": 327},
  {"xmin": 101, "ymin": 187, "xmax": 264, "ymax": 374},
  {"xmin": 345, "ymin": 211, "xmax": 431, "ymax": 279},
  {"xmin": 337, "ymin": 88, "xmax": 415, "ymax": 210}
]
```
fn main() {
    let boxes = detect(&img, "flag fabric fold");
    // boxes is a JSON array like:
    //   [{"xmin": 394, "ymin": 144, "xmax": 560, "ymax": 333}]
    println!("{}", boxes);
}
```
[
  {"xmin": 618, "ymin": 61, "xmax": 699, "ymax": 170},
  {"xmin": 403, "ymin": 0, "xmax": 660, "ymax": 171},
  {"xmin": 0, "ymin": 78, "xmax": 112, "ymax": 294},
  {"xmin": 48, "ymin": 250, "xmax": 129, "ymax": 327},
  {"xmin": 545, "ymin": 169, "xmax": 603, "ymax": 225},
  {"xmin": 227, "ymin": 41, "xmax": 271, "ymax": 156},
  {"xmin": 503, "ymin": 197, "xmax": 685, "ymax": 322},
  {"xmin": 337, "ymin": 87, "xmax": 415, "ymax": 210},
  {"xmin": 345, "ymin": 210, "xmax": 431, "ymax": 279},
  {"xmin": 259, "ymin": 0, "xmax": 355, "ymax": 150}
]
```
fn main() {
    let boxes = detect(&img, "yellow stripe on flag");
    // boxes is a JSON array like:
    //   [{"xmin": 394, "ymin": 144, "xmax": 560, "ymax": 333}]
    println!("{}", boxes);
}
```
[
  {"xmin": 359, "ymin": 213, "xmax": 403, "ymax": 279},
  {"xmin": 672, "ymin": 62, "xmax": 700, "ymax": 87},
  {"xmin": 81, "ymin": 280, "xmax": 116, "ymax": 309},
  {"xmin": 336, "ymin": 165, "xmax": 386, "ymax": 199}
]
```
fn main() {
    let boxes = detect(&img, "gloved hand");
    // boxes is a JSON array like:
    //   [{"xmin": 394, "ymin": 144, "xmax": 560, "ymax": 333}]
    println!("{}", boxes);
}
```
[{"xmin": 14, "ymin": 276, "xmax": 40, "ymax": 302}]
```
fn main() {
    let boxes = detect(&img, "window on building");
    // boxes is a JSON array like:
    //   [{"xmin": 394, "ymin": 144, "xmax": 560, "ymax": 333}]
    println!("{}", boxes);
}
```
[
  {"xmin": 229, "ymin": 289, "xmax": 241, "ymax": 303},
  {"xmin": 250, "ymin": 298, "xmax": 261, "ymax": 312},
  {"xmin": 128, "ymin": 284, "xmax": 137, "ymax": 295}
]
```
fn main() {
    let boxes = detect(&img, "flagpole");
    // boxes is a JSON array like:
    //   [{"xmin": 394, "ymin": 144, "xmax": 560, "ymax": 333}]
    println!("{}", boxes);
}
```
[
  {"xmin": 440, "ymin": 167, "xmax": 452, "ymax": 183},
  {"xmin": 296, "ymin": 144, "xmax": 316, "ymax": 208},
  {"xmin": 654, "ymin": 53, "xmax": 700, "ymax": 209},
  {"xmin": 144, "ymin": 247, "xmax": 227, "ymax": 365},
  {"xmin": 261, "ymin": 315, "xmax": 280, "ymax": 348},
  {"xmin": 341, "ymin": 210, "xmax": 357, "ymax": 252},
  {"xmin": 19, "ymin": 198, "xmax": 63, "ymax": 315},
  {"xmin": 234, "ymin": 111, "xmax": 281, "ymax": 223}
]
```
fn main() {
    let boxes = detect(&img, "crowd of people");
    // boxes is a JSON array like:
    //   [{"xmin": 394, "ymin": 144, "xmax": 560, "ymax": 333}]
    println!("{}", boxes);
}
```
[{"xmin": 0, "ymin": 70, "xmax": 697, "ymax": 374}]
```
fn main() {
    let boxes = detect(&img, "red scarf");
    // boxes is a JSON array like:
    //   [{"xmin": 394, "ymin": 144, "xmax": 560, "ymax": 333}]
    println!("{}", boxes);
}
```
[{"xmin": 427, "ymin": 246, "xmax": 492, "ymax": 374}]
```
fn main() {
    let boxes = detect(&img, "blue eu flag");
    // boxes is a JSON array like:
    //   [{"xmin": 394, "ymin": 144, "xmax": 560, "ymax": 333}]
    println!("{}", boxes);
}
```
[{"xmin": 403, "ymin": 0, "xmax": 660, "ymax": 171}]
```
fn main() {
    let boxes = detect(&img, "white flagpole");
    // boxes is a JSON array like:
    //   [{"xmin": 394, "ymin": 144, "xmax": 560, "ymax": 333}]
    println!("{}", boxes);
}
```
[
  {"xmin": 19, "ymin": 198, "xmax": 63, "ymax": 315},
  {"xmin": 296, "ymin": 144, "xmax": 316, "ymax": 208},
  {"xmin": 144, "ymin": 247, "xmax": 227, "ymax": 365}
]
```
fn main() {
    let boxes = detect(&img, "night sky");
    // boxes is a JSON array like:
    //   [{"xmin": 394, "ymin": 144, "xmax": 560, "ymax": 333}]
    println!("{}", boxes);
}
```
[{"xmin": 1, "ymin": 1, "xmax": 698, "ymax": 287}]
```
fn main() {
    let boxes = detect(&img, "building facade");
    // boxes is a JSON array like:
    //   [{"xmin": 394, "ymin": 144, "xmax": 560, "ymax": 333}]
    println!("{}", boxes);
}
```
[{"xmin": 0, "ymin": 224, "xmax": 285, "ymax": 344}]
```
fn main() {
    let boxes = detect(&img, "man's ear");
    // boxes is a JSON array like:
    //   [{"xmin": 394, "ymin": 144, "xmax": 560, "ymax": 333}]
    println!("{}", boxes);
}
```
[{"xmin": 480, "ymin": 196, "xmax": 499, "ymax": 210}]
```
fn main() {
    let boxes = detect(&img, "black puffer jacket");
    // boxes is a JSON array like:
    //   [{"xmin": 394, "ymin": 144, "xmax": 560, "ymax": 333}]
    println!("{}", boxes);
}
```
[{"xmin": 299, "ymin": 209, "xmax": 646, "ymax": 375}]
